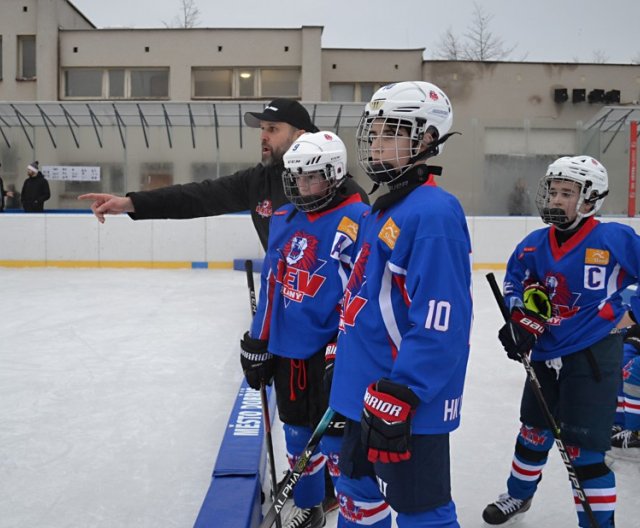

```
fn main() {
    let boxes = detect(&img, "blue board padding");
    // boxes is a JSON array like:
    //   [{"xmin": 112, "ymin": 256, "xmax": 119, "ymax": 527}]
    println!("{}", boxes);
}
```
[
  {"xmin": 193, "ymin": 475, "xmax": 262, "ymax": 528},
  {"xmin": 233, "ymin": 259, "xmax": 264, "ymax": 273},
  {"xmin": 194, "ymin": 380, "xmax": 277, "ymax": 528}
]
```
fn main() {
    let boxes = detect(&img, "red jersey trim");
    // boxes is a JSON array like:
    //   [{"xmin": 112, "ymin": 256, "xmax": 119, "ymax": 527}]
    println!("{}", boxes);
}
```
[
  {"xmin": 549, "ymin": 216, "xmax": 599, "ymax": 261},
  {"xmin": 306, "ymin": 193, "xmax": 362, "ymax": 222}
]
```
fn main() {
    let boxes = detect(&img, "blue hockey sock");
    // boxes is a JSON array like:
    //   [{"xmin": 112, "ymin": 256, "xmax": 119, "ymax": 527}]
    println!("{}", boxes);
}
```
[
  {"xmin": 569, "ymin": 448, "xmax": 615, "ymax": 528},
  {"xmin": 506, "ymin": 424, "xmax": 553, "ymax": 500},
  {"xmin": 320, "ymin": 434, "xmax": 342, "ymax": 490},
  {"xmin": 283, "ymin": 424, "xmax": 325, "ymax": 508},
  {"xmin": 396, "ymin": 500, "xmax": 459, "ymax": 527},
  {"xmin": 336, "ymin": 474, "xmax": 391, "ymax": 528},
  {"xmin": 622, "ymin": 355, "xmax": 640, "ymax": 430}
]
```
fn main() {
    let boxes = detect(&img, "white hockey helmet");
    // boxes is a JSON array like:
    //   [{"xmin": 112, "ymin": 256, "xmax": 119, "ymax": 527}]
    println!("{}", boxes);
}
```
[
  {"xmin": 282, "ymin": 131, "xmax": 347, "ymax": 212},
  {"xmin": 535, "ymin": 155, "xmax": 609, "ymax": 230},
  {"xmin": 356, "ymin": 81, "xmax": 453, "ymax": 184}
]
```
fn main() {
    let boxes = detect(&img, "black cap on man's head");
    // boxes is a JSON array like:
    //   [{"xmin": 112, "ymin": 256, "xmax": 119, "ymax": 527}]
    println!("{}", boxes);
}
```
[{"xmin": 244, "ymin": 99, "xmax": 318, "ymax": 132}]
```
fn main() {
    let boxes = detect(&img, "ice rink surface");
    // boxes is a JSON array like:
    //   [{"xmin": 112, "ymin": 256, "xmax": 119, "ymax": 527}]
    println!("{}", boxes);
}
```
[{"xmin": 1, "ymin": 268, "xmax": 638, "ymax": 528}]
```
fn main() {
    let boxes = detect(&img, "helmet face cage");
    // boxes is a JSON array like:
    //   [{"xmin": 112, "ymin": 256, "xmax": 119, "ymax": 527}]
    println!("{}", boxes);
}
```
[
  {"xmin": 356, "ymin": 116, "xmax": 422, "ymax": 184},
  {"xmin": 282, "ymin": 131, "xmax": 347, "ymax": 213},
  {"xmin": 356, "ymin": 81, "xmax": 453, "ymax": 185},
  {"xmin": 535, "ymin": 156, "xmax": 609, "ymax": 230},
  {"xmin": 282, "ymin": 165, "xmax": 340, "ymax": 213}
]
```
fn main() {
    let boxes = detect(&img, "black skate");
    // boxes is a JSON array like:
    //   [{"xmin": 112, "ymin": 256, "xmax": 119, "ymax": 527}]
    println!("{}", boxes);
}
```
[
  {"xmin": 611, "ymin": 429, "xmax": 640, "ymax": 449},
  {"xmin": 284, "ymin": 505, "xmax": 325, "ymax": 528},
  {"xmin": 611, "ymin": 424, "xmax": 624, "ymax": 437},
  {"xmin": 482, "ymin": 493, "xmax": 532, "ymax": 525}
]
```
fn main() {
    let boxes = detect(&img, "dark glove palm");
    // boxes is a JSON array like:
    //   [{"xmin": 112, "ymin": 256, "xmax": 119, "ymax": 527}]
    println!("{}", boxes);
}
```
[
  {"xmin": 361, "ymin": 378, "xmax": 419, "ymax": 463},
  {"xmin": 240, "ymin": 332, "xmax": 274, "ymax": 390},
  {"xmin": 498, "ymin": 307, "xmax": 545, "ymax": 361}
]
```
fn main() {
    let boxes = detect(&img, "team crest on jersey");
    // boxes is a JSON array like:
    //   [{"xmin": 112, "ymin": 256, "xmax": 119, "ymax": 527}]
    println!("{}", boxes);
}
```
[
  {"xmin": 538, "ymin": 272, "xmax": 580, "ymax": 325},
  {"xmin": 286, "ymin": 235, "xmax": 310, "ymax": 265},
  {"xmin": 277, "ymin": 231, "xmax": 326, "ymax": 304},
  {"xmin": 339, "ymin": 243, "xmax": 371, "ymax": 331},
  {"xmin": 255, "ymin": 199, "xmax": 272, "ymax": 218}
]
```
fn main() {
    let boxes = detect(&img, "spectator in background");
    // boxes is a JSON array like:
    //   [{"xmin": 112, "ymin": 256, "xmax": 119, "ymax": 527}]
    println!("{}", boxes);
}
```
[
  {"xmin": 507, "ymin": 177, "xmax": 532, "ymax": 216},
  {"xmin": 21, "ymin": 161, "xmax": 50, "ymax": 212},
  {"xmin": 0, "ymin": 162, "xmax": 15, "ymax": 212}
]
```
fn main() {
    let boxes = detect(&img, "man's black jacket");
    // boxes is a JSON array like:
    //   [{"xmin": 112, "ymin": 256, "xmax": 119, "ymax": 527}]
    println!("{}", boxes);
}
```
[{"xmin": 127, "ymin": 163, "xmax": 368, "ymax": 250}]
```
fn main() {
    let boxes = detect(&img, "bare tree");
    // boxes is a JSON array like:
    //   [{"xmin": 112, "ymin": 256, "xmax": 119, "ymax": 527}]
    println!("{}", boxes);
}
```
[
  {"xmin": 163, "ymin": 0, "xmax": 201, "ymax": 28},
  {"xmin": 591, "ymin": 50, "xmax": 609, "ymax": 64},
  {"xmin": 433, "ymin": 27, "xmax": 465, "ymax": 60},
  {"xmin": 432, "ymin": 3, "xmax": 516, "ymax": 61}
]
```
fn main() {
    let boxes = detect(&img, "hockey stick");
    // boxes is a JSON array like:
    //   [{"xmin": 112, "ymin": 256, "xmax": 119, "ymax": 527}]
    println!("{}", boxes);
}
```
[
  {"xmin": 485, "ymin": 273, "xmax": 599, "ymax": 528},
  {"xmin": 259, "ymin": 406, "xmax": 336, "ymax": 528},
  {"xmin": 245, "ymin": 259, "xmax": 282, "ymax": 528}
]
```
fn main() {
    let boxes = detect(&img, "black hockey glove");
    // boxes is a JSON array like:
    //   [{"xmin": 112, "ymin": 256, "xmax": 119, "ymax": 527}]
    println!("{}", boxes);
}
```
[
  {"xmin": 498, "ymin": 307, "xmax": 546, "ymax": 362},
  {"xmin": 240, "ymin": 331, "xmax": 275, "ymax": 390},
  {"xmin": 361, "ymin": 378, "xmax": 419, "ymax": 463}
]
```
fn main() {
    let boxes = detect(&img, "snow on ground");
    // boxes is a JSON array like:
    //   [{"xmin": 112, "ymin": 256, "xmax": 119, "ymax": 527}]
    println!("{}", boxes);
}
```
[{"xmin": 1, "ymin": 268, "xmax": 638, "ymax": 527}]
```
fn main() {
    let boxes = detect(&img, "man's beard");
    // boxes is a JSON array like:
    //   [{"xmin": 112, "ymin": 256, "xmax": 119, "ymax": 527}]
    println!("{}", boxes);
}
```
[{"xmin": 262, "ymin": 144, "xmax": 288, "ymax": 167}]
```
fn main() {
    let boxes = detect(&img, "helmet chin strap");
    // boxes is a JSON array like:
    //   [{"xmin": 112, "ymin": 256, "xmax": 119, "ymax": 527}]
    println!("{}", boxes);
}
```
[{"xmin": 409, "ymin": 131, "xmax": 461, "ymax": 166}]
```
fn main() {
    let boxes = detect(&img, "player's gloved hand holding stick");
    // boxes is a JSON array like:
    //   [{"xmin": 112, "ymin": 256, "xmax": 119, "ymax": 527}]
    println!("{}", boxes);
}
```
[
  {"xmin": 361, "ymin": 378, "xmax": 419, "ymax": 463},
  {"xmin": 498, "ymin": 283, "xmax": 551, "ymax": 362},
  {"xmin": 240, "ymin": 332, "xmax": 275, "ymax": 390}
]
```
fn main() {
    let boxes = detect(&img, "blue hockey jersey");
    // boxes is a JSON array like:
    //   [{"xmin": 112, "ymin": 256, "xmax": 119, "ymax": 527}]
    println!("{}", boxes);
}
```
[
  {"xmin": 250, "ymin": 194, "xmax": 369, "ymax": 359},
  {"xmin": 330, "ymin": 180, "xmax": 473, "ymax": 434},
  {"xmin": 503, "ymin": 216, "xmax": 640, "ymax": 360}
]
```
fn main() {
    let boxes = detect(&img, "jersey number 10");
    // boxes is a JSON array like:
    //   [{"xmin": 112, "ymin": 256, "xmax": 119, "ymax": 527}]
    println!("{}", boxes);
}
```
[{"xmin": 425, "ymin": 299, "xmax": 451, "ymax": 331}]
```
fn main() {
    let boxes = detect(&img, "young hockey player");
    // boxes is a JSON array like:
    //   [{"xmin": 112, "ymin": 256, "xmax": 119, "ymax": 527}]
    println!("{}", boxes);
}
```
[
  {"xmin": 330, "ymin": 81, "xmax": 473, "ymax": 528},
  {"xmin": 484, "ymin": 155, "xmax": 640, "ymax": 527},
  {"xmin": 612, "ymin": 324, "xmax": 640, "ymax": 451},
  {"xmin": 240, "ymin": 131, "xmax": 369, "ymax": 528}
]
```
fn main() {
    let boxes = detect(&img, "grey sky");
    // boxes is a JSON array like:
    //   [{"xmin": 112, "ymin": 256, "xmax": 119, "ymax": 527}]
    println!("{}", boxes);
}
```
[{"xmin": 70, "ymin": 0, "xmax": 640, "ymax": 64}]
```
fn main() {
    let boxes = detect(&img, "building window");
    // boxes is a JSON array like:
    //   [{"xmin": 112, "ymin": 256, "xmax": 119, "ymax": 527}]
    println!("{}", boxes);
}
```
[
  {"xmin": 191, "ymin": 163, "xmax": 217, "ymax": 182},
  {"xmin": 64, "ymin": 69, "xmax": 103, "ymax": 97},
  {"xmin": 131, "ymin": 69, "xmax": 169, "ymax": 98},
  {"xmin": 140, "ymin": 162, "xmax": 173, "ymax": 191},
  {"xmin": 359, "ymin": 83, "xmax": 377, "ymax": 103},
  {"xmin": 238, "ymin": 69, "xmax": 256, "ymax": 97},
  {"xmin": 0, "ymin": 37, "xmax": 3, "ymax": 80},
  {"xmin": 62, "ymin": 68, "xmax": 169, "ymax": 100},
  {"xmin": 330, "ymin": 82, "xmax": 386, "ymax": 102},
  {"xmin": 330, "ymin": 84, "xmax": 355, "ymax": 102},
  {"xmin": 261, "ymin": 69, "xmax": 299, "ymax": 98},
  {"xmin": 191, "ymin": 67, "xmax": 300, "ymax": 99},
  {"xmin": 108, "ymin": 69, "xmax": 125, "ymax": 98},
  {"xmin": 18, "ymin": 35, "xmax": 36, "ymax": 79},
  {"xmin": 193, "ymin": 69, "xmax": 232, "ymax": 97}
]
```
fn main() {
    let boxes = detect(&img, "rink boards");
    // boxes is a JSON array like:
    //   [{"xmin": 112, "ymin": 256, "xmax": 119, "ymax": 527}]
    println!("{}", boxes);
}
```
[{"xmin": 194, "ymin": 381, "xmax": 275, "ymax": 528}]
